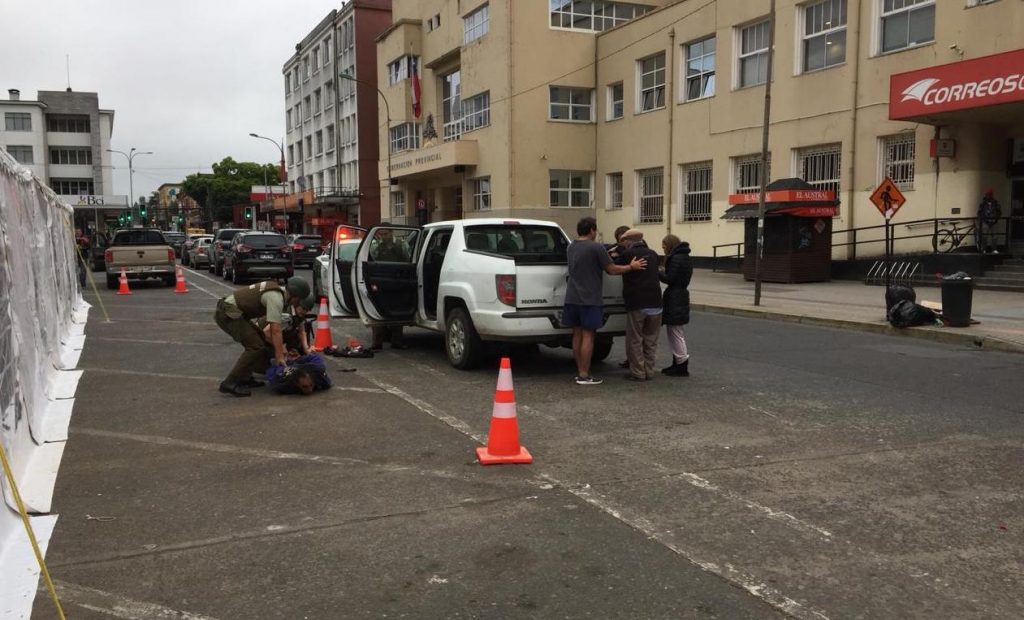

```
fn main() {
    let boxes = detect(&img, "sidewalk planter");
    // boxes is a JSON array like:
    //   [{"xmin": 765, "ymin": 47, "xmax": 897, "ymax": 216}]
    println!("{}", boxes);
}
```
[{"xmin": 724, "ymin": 178, "xmax": 840, "ymax": 284}]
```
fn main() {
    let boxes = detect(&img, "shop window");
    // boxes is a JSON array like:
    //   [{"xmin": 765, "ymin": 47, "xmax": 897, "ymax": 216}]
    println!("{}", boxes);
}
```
[
  {"xmin": 637, "ymin": 168, "xmax": 664, "ymax": 223},
  {"xmin": 681, "ymin": 162, "xmax": 712, "ymax": 222},
  {"xmin": 606, "ymin": 173, "xmax": 623, "ymax": 210},
  {"xmin": 796, "ymin": 144, "xmax": 841, "ymax": 194},
  {"xmin": 880, "ymin": 0, "xmax": 934, "ymax": 54},
  {"xmin": 802, "ymin": 0, "xmax": 847, "ymax": 72},
  {"xmin": 738, "ymin": 20, "xmax": 770, "ymax": 88},
  {"xmin": 684, "ymin": 37, "xmax": 716, "ymax": 101},
  {"xmin": 881, "ymin": 133, "xmax": 915, "ymax": 190},
  {"xmin": 637, "ymin": 53, "xmax": 665, "ymax": 112}
]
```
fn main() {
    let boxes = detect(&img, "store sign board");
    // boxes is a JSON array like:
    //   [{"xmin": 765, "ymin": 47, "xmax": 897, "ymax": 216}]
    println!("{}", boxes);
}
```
[
  {"xmin": 60, "ymin": 194, "xmax": 129, "ymax": 209},
  {"xmin": 890, "ymin": 49, "xmax": 1024, "ymax": 120}
]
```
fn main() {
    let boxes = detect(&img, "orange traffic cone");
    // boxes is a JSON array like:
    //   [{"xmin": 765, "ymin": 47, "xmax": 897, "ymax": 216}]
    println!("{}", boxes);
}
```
[
  {"xmin": 173, "ymin": 265, "xmax": 189, "ymax": 294},
  {"xmin": 311, "ymin": 297, "xmax": 334, "ymax": 351},
  {"xmin": 116, "ymin": 268, "xmax": 132, "ymax": 296},
  {"xmin": 476, "ymin": 357, "xmax": 532, "ymax": 465}
]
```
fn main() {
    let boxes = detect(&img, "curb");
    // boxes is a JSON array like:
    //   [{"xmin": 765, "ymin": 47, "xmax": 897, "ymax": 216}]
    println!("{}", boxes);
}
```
[{"xmin": 691, "ymin": 303, "xmax": 1024, "ymax": 355}]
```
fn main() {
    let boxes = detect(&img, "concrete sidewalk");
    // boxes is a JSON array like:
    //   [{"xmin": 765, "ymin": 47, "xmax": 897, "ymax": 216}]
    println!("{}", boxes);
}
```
[{"xmin": 690, "ymin": 269, "xmax": 1024, "ymax": 353}]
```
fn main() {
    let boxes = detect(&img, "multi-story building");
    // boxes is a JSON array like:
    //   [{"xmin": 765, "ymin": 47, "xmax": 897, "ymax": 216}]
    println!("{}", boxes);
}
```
[
  {"xmin": 376, "ymin": 0, "xmax": 1024, "ymax": 258},
  {"xmin": 0, "ymin": 88, "xmax": 115, "ymax": 197},
  {"xmin": 281, "ymin": 0, "xmax": 392, "ymax": 234}
]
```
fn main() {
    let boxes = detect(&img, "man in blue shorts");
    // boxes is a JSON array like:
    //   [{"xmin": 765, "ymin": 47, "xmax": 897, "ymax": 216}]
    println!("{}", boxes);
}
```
[{"xmin": 564, "ymin": 217, "xmax": 646, "ymax": 385}]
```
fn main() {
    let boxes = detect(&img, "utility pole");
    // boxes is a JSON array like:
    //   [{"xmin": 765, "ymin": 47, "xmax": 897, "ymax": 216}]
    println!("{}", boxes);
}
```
[{"xmin": 753, "ymin": 0, "xmax": 776, "ymax": 307}]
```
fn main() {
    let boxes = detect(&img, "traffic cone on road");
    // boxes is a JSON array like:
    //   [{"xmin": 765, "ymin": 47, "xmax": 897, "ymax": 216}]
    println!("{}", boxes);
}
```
[
  {"xmin": 116, "ymin": 268, "xmax": 132, "ymax": 296},
  {"xmin": 173, "ymin": 265, "xmax": 189, "ymax": 294},
  {"xmin": 311, "ymin": 297, "xmax": 334, "ymax": 351},
  {"xmin": 476, "ymin": 357, "xmax": 532, "ymax": 465}
]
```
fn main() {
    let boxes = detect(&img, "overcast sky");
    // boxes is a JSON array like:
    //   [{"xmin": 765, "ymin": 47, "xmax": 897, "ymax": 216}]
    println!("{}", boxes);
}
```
[{"xmin": 1, "ymin": 0, "xmax": 340, "ymax": 200}]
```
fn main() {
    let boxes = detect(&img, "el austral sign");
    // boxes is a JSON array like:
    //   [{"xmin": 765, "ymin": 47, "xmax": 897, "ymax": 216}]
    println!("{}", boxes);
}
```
[{"xmin": 890, "ymin": 49, "xmax": 1024, "ymax": 120}]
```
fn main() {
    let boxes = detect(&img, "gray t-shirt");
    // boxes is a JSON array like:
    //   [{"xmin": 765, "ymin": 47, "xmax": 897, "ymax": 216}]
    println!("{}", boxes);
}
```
[{"xmin": 565, "ymin": 239, "xmax": 611, "ymax": 306}]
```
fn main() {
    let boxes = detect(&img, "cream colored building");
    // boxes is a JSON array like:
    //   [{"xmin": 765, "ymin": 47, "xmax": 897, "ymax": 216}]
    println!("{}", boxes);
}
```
[{"xmin": 376, "ymin": 0, "xmax": 1024, "ymax": 258}]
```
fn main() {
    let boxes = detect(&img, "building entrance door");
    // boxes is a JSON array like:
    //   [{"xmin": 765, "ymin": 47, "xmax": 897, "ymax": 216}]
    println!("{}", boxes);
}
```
[{"xmin": 1011, "ymin": 179, "xmax": 1024, "ymax": 253}]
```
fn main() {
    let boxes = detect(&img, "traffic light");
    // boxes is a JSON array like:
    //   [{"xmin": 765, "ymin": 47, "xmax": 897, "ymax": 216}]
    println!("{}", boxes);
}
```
[
  {"xmin": 140, "ymin": 204, "xmax": 147, "ymax": 218},
  {"xmin": 244, "ymin": 206, "xmax": 254, "ymax": 222}
]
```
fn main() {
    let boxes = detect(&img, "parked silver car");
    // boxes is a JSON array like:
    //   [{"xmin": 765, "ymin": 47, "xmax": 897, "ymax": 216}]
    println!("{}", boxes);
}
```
[{"xmin": 188, "ymin": 237, "xmax": 215, "ymax": 268}]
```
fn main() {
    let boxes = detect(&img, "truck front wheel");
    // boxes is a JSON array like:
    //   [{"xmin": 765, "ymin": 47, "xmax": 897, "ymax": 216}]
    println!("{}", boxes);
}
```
[{"xmin": 445, "ymin": 307, "xmax": 484, "ymax": 370}]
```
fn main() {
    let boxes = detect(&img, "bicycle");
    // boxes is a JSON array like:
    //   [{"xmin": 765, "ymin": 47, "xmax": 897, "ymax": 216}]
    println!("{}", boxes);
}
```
[{"xmin": 932, "ymin": 220, "xmax": 976, "ymax": 253}]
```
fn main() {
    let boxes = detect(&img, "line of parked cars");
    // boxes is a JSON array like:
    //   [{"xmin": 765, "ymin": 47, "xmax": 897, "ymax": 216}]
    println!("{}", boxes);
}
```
[{"xmin": 172, "ymin": 229, "xmax": 328, "ymax": 285}]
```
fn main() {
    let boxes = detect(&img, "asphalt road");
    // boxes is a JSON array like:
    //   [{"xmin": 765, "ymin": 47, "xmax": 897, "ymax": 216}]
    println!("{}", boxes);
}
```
[{"xmin": 36, "ymin": 266, "xmax": 1024, "ymax": 619}]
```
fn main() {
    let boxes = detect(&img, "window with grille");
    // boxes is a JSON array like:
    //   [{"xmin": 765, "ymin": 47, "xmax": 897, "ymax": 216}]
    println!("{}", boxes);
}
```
[
  {"xmin": 49, "ymin": 148, "xmax": 92, "ymax": 165},
  {"xmin": 607, "ymin": 83, "xmax": 623, "ymax": 120},
  {"xmin": 681, "ymin": 162, "xmax": 712, "ymax": 222},
  {"xmin": 550, "ymin": 87, "xmax": 593, "ymax": 121},
  {"xmin": 882, "ymin": 134, "xmax": 915, "ymax": 190},
  {"xmin": 880, "ymin": 0, "xmax": 935, "ymax": 53},
  {"xmin": 389, "ymin": 123, "xmax": 421, "ymax": 153},
  {"xmin": 638, "ymin": 53, "xmax": 666, "ymax": 112},
  {"xmin": 472, "ymin": 177, "xmax": 492, "ymax": 211},
  {"xmin": 6, "ymin": 146, "xmax": 33, "ymax": 165},
  {"xmin": 734, "ymin": 154, "xmax": 771, "ymax": 194},
  {"xmin": 550, "ymin": 1, "xmax": 652, "ymax": 31},
  {"xmin": 803, "ymin": 0, "xmax": 847, "ymax": 72},
  {"xmin": 684, "ymin": 37, "xmax": 716, "ymax": 101},
  {"xmin": 738, "ymin": 20, "xmax": 770, "ymax": 88},
  {"xmin": 550, "ymin": 170, "xmax": 592, "ymax": 208},
  {"xmin": 464, "ymin": 4, "xmax": 489, "ymax": 44},
  {"xmin": 51, "ymin": 179, "xmax": 94, "ymax": 194},
  {"xmin": 463, "ymin": 92, "xmax": 491, "ymax": 132},
  {"xmin": 392, "ymin": 190, "xmax": 406, "ymax": 217},
  {"xmin": 442, "ymin": 71, "xmax": 463, "ymax": 141},
  {"xmin": 637, "ymin": 168, "xmax": 664, "ymax": 223},
  {"xmin": 46, "ymin": 115, "xmax": 90, "ymax": 132},
  {"xmin": 797, "ymin": 144, "xmax": 841, "ymax": 194},
  {"xmin": 4, "ymin": 112, "xmax": 31, "ymax": 131},
  {"xmin": 606, "ymin": 173, "xmax": 623, "ymax": 210}
]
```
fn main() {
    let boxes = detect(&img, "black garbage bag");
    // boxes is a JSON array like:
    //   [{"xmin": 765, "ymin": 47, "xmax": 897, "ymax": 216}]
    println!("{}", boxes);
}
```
[
  {"xmin": 887, "ymin": 299, "xmax": 938, "ymax": 328},
  {"xmin": 885, "ymin": 284, "xmax": 916, "ymax": 310}
]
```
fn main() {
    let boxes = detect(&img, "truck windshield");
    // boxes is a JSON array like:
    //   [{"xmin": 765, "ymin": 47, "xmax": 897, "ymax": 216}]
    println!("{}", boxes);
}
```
[
  {"xmin": 463, "ymin": 225, "xmax": 568, "ymax": 263},
  {"xmin": 113, "ymin": 230, "xmax": 167, "ymax": 245}
]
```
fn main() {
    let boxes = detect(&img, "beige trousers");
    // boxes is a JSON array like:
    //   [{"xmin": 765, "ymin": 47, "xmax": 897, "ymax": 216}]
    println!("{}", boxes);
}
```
[{"xmin": 625, "ymin": 309, "xmax": 662, "ymax": 379}]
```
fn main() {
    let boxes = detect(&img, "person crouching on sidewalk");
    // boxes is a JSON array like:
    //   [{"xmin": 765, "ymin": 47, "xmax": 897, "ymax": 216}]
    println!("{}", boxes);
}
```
[
  {"xmin": 659, "ymin": 235, "xmax": 692, "ymax": 376},
  {"xmin": 618, "ymin": 229, "xmax": 663, "ymax": 381}
]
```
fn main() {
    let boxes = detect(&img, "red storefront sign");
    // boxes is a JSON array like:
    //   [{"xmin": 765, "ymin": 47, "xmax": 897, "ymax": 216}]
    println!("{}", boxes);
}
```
[
  {"xmin": 890, "ymin": 49, "xmax": 1024, "ymax": 120},
  {"xmin": 727, "ymin": 189, "xmax": 836, "ymax": 205}
]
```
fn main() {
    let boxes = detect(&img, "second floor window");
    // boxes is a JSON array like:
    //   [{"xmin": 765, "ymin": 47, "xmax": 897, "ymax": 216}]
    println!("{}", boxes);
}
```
[
  {"xmin": 389, "ymin": 123, "xmax": 421, "ymax": 153},
  {"xmin": 463, "ymin": 92, "xmax": 491, "ymax": 132},
  {"xmin": 549, "ymin": 86, "xmax": 592, "ymax": 121},
  {"xmin": 464, "ymin": 4, "xmax": 489, "ymax": 44},
  {"xmin": 880, "ymin": 0, "xmax": 935, "ymax": 54},
  {"xmin": 442, "ymin": 71, "xmax": 463, "ymax": 141},
  {"xmin": 4, "ymin": 112, "xmax": 31, "ymax": 131},
  {"xmin": 638, "ymin": 53, "xmax": 666, "ymax": 112},
  {"xmin": 608, "ymin": 83, "xmax": 623, "ymax": 120},
  {"xmin": 684, "ymin": 37, "xmax": 716, "ymax": 101},
  {"xmin": 738, "ymin": 20, "xmax": 770, "ymax": 88},
  {"xmin": 803, "ymin": 0, "xmax": 847, "ymax": 72}
]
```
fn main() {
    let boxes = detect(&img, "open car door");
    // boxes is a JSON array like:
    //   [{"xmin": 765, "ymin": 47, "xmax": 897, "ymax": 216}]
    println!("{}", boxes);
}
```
[
  {"xmin": 325, "ymin": 225, "xmax": 366, "ymax": 318},
  {"xmin": 352, "ymin": 225, "xmax": 421, "ymax": 326}
]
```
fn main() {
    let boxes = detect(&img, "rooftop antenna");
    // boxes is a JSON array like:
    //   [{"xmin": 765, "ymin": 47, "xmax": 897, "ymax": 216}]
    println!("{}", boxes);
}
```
[{"xmin": 65, "ymin": 54, "xmax": 71, "ymax": 92}]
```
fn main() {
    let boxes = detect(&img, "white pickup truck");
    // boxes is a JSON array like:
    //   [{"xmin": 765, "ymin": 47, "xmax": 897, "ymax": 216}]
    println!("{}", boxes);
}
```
[{"xmin": 325, "ymin": 219, "xmax": 627, "ymax": 369}]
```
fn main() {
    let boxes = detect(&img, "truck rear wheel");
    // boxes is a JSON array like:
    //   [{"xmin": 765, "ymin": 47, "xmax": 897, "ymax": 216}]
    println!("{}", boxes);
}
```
[
  {"xmin": 106, "ymin": 274, "xmax": 118, "ymax": 290},
  {"xmin": 445, "ymin": 307, "xmax": 484, "ymax": 370},
  {"xmin": 592, "ymin": 338, "xmax": 613, "ymax": 362}
]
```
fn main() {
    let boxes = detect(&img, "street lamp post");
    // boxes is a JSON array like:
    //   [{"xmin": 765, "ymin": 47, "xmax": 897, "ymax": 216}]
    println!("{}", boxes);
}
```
[
  {"xmin": 249, "ymin": 132, "xmax": 286, "ymax": 231},
  {"xmin": 107, "ymin": 147, "xmax": 152, "ymax": 225},
  {"xmin": 338, "ymin": 71, "xmax": 392, "ymax": 223}
]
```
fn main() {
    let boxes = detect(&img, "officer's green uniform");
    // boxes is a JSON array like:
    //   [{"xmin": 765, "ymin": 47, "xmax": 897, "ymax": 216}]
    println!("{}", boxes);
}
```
[{"xmin": 215, "ymin": 281, "xmax": 287, "ymax": 384}]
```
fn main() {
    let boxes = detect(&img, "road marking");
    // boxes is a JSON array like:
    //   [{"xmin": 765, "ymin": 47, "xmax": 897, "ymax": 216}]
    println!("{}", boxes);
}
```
[
  {"xmin": 82, "ymin": 368, "xmax": 217, "ymax": 381},
  {"xmin": 184, "ymin": 266, "xmax": 236, "ymax": 291},
  {"xmin": 183, "ymin": 277, "xmax": 223, "ymax": 300},
  {"xmin": 89, "ymin": 336, "xmax": 224, "ymax": 347},
  {"xmin": 79, "ymin": 302, "xmax": 216, "ymax": 311},
  {"xmin": 362, "ymin": 377, "xmax": 486, "ymax": 444},
  {"xmin": 54, "ymin": 580, "xmax": 218, "ymax": 620},
  {"xmin": 102, "ymin": 317, "xmax": 211, "ymax": 325}
]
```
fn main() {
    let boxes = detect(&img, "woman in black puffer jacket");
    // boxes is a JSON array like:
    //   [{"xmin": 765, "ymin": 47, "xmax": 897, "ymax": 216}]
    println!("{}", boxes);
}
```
[{"xmin": 659, "ymin": 235, "xmax": 692, "ymax": 376}]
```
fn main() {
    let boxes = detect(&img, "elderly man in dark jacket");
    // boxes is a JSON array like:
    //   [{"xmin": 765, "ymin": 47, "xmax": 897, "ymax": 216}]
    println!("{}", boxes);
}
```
[
  {"xmin": 618, "ymin": 229, "xmax": 663, "ymax": 381},
  {"xmin": 659, "ymin": 235, "xmax": 692, "ymax": 376}
]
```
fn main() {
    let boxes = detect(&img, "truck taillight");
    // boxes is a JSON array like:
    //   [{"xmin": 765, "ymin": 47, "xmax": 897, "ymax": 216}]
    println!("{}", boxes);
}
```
[
  {"xmin": 104, "ymin": 249, "xmax": 112, "ymax": 263},
  {"xmin": 495, "ymin": 274, "xmax": 516, "ymax": 307},
  {"xmin": 167, "ymin": 249, "xmax": 176, "ymax": 262}
]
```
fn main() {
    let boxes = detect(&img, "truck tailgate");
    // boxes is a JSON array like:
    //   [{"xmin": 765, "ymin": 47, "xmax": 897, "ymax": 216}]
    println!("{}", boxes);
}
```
[
  {"xmin": 514, "ymin": 264, "xmax": 567, "ymax": 309},
  {"xmin": 108, "ymin": 246, "xmax": 170, "ymax": 267}
]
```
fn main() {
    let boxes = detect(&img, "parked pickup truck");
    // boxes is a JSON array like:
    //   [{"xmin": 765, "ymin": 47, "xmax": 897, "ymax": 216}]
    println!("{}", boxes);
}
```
[
  {"xmin": 326, "ymin": 219, "xmax": 627, "ymax": 369},
  {"xmin": 104, "ymin": 228, "xmax": 177, "ymax": 289}
]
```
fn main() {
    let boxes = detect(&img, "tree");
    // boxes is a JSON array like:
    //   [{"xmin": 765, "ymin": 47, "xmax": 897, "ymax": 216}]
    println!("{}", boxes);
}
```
[{"xmin": 181, "ymin": 157, "xmax": 279, "ymax": 224}]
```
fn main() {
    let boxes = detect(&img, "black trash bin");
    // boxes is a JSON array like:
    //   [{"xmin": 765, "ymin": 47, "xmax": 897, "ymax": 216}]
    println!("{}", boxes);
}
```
[{"xmin": 941, "ymin": 274, "xmax": 974, "ymax": 327}]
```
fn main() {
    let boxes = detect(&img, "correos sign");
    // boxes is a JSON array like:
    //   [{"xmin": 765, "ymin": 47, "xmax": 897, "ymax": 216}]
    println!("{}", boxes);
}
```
[{"xmin": 890, "ymin": 49, "xmax": 1024, "ymax": 120}]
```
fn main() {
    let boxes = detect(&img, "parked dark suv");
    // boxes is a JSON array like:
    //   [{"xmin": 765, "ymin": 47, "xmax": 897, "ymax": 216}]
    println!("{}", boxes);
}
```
[
  {"xmin": 210, "ymin": 228, "xmax": 247, "ymax": 276},
  {"xmin": 222, "ymin": 231, "xmax": 293, "ymax": 284},
  {"xmin": 287, "ymin": 234, "xmax": 324, "ymax": 268}
]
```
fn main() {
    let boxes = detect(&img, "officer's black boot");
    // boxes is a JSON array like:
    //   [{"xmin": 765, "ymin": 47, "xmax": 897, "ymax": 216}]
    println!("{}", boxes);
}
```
[{"xmin": 219, "ymin": 381, "xmax": 252, "ymax": 397}]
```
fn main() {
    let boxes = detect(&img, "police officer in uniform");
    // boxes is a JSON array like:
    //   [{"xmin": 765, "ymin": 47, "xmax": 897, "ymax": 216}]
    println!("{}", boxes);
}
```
[{"xmin": 215, "ymin": 277, "xmax": 310, "ymax": 396}]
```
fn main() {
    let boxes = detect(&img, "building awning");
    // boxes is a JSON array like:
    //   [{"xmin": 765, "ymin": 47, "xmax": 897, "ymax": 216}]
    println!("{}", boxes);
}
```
[
  {"xmin": 381, "ymin": 139, "xmax": 479, "ymax": 181},
  {"xmin": 722, "ymin": 178, "xmax": 839, "ymax": 220},
  {"xmin": 890, "ymin": 48, "xmax": 1024, "ymax": 123}
]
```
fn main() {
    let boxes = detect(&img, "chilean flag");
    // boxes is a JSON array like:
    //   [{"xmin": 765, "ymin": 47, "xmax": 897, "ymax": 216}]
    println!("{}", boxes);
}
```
[{"xmin": 411, "ymin": 64, "xmax": 422, "ymax": 119}]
